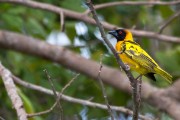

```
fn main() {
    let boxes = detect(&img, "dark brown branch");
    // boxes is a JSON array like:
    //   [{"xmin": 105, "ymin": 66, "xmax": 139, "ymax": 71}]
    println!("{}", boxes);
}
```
[
  {"xmin": 0, "ymin": 30, "xmax": 180, "ymax": 119},
  {"xmin": 0, "ymin": 0, "xmax": 180, "ymax": 43},
  {"xmin": 86, "ymin": 1, "xmax": 139, "ymax": 119},
  {"xmin": 159, "ymin": 10, "xmax": 180, "ymax": 34},
  {"xmin": 12, "ymin": 76, "xmax": 151, "ymax": 120},
  {"xmin": 0, "ymin": 63, "xmax": 27, "ymax": 120},
  {"xmin": 137, "ymin": 76, "xmax": 142, "ymax": 108},
  {"xmin": 84, "ymin": 1, "xmax": 180, "ymax": 14}
]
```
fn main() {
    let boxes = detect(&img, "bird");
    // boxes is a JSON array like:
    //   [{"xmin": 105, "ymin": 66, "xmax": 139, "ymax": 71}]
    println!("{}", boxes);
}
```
[{"xmin": 108, "ymin": 29, "xmax": 172, "ymax": 83}]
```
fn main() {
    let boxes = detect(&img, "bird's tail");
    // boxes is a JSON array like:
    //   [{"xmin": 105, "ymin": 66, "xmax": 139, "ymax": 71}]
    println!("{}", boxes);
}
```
[{"xmin": 155, "ymin": 67, "xmax": 172, "ymax": 84}]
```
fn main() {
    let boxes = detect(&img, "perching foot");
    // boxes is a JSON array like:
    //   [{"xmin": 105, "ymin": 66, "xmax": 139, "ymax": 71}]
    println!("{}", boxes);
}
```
[{"xmin": 124, "ymin": 64, "xmax": 130, "ymax": 71}]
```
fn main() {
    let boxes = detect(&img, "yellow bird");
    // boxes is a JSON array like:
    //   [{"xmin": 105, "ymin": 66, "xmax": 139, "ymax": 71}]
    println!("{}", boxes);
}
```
[{"xmin": 108, "ymin": 29, "xmax": 172, "ymax": 83}]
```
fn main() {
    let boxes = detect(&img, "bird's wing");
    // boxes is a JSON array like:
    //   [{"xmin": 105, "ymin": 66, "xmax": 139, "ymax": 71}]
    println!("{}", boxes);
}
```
[{"xmin": 124, "ymin": 41, "xmax": 158, "ymax": 71}]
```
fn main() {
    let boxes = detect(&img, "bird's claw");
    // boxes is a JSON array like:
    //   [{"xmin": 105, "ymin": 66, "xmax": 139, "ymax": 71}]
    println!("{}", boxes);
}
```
[{"xmin": 124, "ymin": 64, "xmax": 130, "ymax": 71}]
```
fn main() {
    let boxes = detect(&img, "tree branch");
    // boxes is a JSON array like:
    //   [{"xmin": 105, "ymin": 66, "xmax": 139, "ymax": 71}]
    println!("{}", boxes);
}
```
[
  {"xmin": 0, "ymin": 30, "xmax": 180, "ymax": 119},
  {"xmin": 159, "ymin": 10, "xmax": 180, "ymax": 34},
  {"xmin": 27, "ymin": 73, "xmax": 79, "ymax": 118},
  {"xmin": 0, "ymin": 0, "xmax": 180, "ymax": 43},
  {"xmin": 12, "ymin": 75, "xmax": 151, "ymax": 120},
  {"xmin": 84, "ymin": 1, "xmax": 180, "ymax": 14},
  {"xmin": 86, "ymin": 0, "xmax": 139, "ymax": 119},
  {"xmin": 0, "ymin": 63, "xmax": 27, "ymax": 120},
  {"xmin": 44, "ymin": 69, "xmax": 63, "ymax": 119},
  {"xmin": 98, "ymin": 54, "xmax": 114, "ymax": 119}
]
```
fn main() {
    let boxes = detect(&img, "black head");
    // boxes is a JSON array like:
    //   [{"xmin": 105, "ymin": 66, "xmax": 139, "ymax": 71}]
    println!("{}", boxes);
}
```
[{"xmin": 108, "ymin": 29, "xmax": 127, "ymax": 41}]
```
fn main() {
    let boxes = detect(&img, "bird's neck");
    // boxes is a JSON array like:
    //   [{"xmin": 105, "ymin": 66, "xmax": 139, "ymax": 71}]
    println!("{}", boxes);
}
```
[
  {"xmin": 124, "ymin": 32, "xmax": 133, "ymax": 41},
  {"xmin": 116, "ymin": 32, "xmax": 134, "ymax": 51},
  {"xmin": 115, "ymin": 41, "xmax": 124, "ymax": 52}
]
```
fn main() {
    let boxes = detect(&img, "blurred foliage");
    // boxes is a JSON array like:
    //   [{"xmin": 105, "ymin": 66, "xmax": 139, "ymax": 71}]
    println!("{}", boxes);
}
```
[{"xmin": 0, "ymin": 0, "xmax": 179, "ymax": 119}]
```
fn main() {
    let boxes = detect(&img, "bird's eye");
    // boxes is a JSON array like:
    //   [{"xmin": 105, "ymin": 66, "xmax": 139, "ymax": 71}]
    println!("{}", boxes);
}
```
[{"xmin": 119, "ymin": 31, "xmax": 122, "ymax": 34}]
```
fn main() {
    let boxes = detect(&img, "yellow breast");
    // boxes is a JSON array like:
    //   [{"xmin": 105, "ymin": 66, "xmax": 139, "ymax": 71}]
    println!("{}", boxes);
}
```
[{"xmin": 115, "ymin": 41, "xmax": 149, "ymax": 74}]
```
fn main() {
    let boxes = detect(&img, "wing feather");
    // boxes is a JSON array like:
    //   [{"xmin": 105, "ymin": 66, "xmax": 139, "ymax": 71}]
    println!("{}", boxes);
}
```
[{"xmin": 123, "ymin": 41, "xmax": 158, "ymax": 72}]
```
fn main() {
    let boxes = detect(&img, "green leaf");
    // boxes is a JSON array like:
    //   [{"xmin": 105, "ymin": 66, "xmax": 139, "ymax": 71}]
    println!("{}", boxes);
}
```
[
  {"xmin": 26, "ymin": 18, "xmax": 46, "ymax": 38},
  {"xmin": 17, "ymin": 87, "xmax": 42, "ymax": 120},
  {"xmin": 159, "ymin": 6, "xmax": 173, "ymax": 19}
]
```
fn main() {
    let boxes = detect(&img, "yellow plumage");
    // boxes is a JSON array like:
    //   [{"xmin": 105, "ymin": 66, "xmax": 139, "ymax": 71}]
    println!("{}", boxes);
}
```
[{"xmin": 109, "ymin": 29, "xmax": 172, "ymax": 83}]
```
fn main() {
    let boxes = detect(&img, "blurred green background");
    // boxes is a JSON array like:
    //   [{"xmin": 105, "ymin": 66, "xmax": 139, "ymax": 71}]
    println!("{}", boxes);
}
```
[{"xmin": 0, "ymin": 0, "xmax": 180, "ymax": 120}]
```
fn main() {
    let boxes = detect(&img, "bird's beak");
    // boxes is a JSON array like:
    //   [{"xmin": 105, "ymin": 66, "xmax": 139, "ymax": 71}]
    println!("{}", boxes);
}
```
[{"xmin": 108, "ymin": 30, "xmax": 117, "ymax": 37}]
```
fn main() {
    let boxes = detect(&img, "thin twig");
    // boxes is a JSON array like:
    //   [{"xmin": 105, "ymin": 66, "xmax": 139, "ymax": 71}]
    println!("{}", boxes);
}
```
[
  {"xmin": 44, "ymin": 69, "xmax": 63, "ymax": 120},
  {"xmin": 44, "ymin": 69, "xmax": 58, "ymax": 98},
  {"xmin": 60, "ymin": 11, "xmax": 65, "ymax": 32},
  {"xmin": 60, "ymin": 74, "xmax": 80, "ymax": 93},
  {"xmin": 98, "ymin": 54, "xmax": 114, "ymax": 120},
  {"xmin": 27, "ymin": 101, "xmax": 56, "ymax": 117},
  {"xmin": 12, "ymin": 75, "xmax": 152, "ymax": 120},
  {"xmin": 159, "ymin": 10, "xmax": 180, "ymax": 34},
  {"xmin": 27, "ymin": 73, "xmax": 80, "ymax": 118},
  {"xmin": 58, "ymin": 73, "xmax": 80, "ymax": 110},
  {"xmin": 84, "ymin": 1, "xmax": 180, "ymax": 14},
  {"xmin": 86, "ymin": 0, "xmax": 139, "ymax": 119},
  {"xmin": 0, "ymin": 63, "xmax": 28, "ymax": 120}
]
